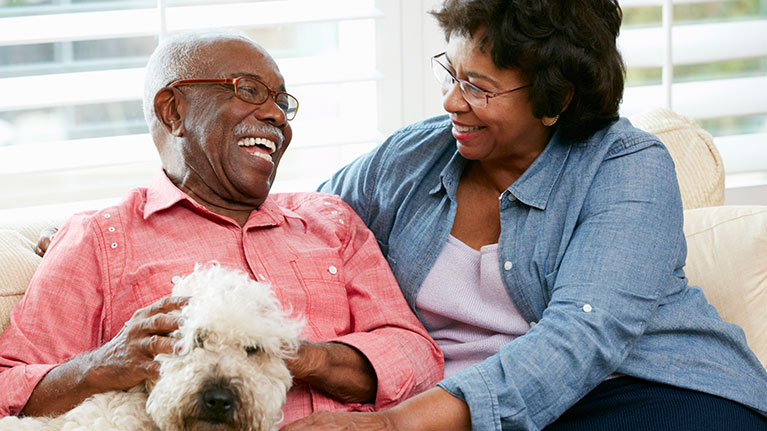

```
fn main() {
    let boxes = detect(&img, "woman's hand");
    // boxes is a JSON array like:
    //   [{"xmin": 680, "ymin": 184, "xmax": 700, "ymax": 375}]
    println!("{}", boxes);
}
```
[
  {"xmin": 281, "ymin": 411, "xmax": 396, "ymax": 431},
  {"xmin": 280, "ymin": 387, "xmax": 471, "ymax": 431},
  {"xmin": 34, "ymin": 226, "xmax": 58, "ymax": 256}
]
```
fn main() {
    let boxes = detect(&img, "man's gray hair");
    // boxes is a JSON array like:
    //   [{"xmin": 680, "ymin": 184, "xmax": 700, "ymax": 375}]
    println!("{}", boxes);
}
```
[{"xmin": 142, "ymin": 30, "xmax": 251, "ymax": 131}]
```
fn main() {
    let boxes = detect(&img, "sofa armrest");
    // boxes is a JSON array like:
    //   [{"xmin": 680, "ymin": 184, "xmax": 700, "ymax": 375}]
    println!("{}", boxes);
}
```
[
  {"xmin": 0, "ymin": 218, "xmax": 63, "ymax": 333},
  {"xmin": 683, "ymin": 205, "xmax": 767, "ymax": 368}
]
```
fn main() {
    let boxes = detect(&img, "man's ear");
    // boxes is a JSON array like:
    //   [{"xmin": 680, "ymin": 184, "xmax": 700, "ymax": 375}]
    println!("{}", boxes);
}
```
[{"xmin": 154, "ymin": 87, "xmax": 186, "ymax": 137}]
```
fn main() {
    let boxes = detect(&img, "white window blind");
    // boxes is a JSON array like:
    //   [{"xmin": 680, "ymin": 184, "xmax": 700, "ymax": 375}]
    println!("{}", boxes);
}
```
[
  {"xmin": 0, "ymin": 0, "xmax": 385, "ymax": 209},
  {"xmin": 618, "ymin": 0, "xmax": 767, "ymax": 192},
  {"xmin": 2, "ymin": 0, "xmax": 764, "ymax": 212}
]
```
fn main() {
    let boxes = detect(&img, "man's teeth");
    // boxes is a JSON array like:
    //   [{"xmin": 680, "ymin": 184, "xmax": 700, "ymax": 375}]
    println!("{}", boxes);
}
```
[{"xmin": 237, "ymin": 137, "xmax": 276, "ymax": 153}]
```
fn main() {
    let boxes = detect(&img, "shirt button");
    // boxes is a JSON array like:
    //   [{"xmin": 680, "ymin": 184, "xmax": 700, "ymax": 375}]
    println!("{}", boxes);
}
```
[
  {"xmin": 338, "ymin": 219, "xmax": 344, "ymax": 225},
  {"xmin": 108, "ymin": 227, "xmax": 115, "ymax": 232},
  {"xmin": 582, "ymin": 304, "xmax": 593, "ymax": 313},
  {"xmin": 529, "ymin": 321, "xmax": 537, "ymax": 328},
  {"xmin": 172, "ymin": 275, "xmax": 182, "ymax": 284},
  {"xmin": 507, "ymin": 194, "xmax": 515, "ymax": 202},
  {"xmin": 103, "ymin": 213, "xmax": 111, "ymax": 218},
  {"xmin": 324, "ymin": 201, "xmax": 332, "ymax": 206},
  {"xmin": 110, "ymin": 242, "xmax": 118, "ymax": 249},
  {"xmin": 328, "ymin": 265, "xmax": 338, "ymax": 275},
  {"xmin": 503, "ymin": 261, "xmax": 513, "ymax": 271},
  {"xmin": 331, "ymin": 210, "xmax": 338, "ymax": 215}
]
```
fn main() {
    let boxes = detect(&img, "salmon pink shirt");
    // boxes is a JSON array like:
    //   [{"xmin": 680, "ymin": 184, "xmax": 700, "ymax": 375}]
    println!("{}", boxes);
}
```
[{"xmin": 0, "ymin": 172, "xmax": 443, "ymax": 422}]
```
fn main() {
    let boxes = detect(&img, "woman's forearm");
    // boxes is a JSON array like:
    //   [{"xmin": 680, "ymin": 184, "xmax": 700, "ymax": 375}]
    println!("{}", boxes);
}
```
[
  {"xmin": 279, "ymin": 386, "xmax": 472, "ymax": 431},
  {"xmin": 386, "ymin": 387, "xmax": 471, "ymax": 431}
]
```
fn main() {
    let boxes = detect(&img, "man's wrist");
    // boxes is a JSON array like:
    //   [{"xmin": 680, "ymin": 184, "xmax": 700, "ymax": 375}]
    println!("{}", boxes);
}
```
[{"xmin": 288, "ymin": 341, "xmax": 328, "ymax": 381}]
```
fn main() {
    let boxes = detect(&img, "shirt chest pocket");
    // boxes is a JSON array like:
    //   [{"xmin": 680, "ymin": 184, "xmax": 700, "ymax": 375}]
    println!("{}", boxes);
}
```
[
  {"xmin": 287, "ymin": 250, "xmax": 349, "ymax": 339},
  {"xmin": 109, "ymin": 271, "xmax": 181, "ymax": 339}
]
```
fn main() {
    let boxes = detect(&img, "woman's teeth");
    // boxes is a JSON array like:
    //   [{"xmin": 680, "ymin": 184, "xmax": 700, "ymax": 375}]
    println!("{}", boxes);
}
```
[{"xmin": 454, "ymin": 124, "xmax": 483, "ymax": 133}]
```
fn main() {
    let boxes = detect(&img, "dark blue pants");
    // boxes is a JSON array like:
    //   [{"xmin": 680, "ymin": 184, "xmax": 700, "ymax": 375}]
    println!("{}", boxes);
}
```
[{"xmin": 543, "ymin": 376, "xmax": 767, "ymax": 430}]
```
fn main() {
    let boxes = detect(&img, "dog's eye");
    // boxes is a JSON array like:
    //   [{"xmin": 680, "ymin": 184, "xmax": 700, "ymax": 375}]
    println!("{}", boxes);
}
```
[{"xmin": 245, "ymin": 346, "xmax": 260, "ymax": 356}]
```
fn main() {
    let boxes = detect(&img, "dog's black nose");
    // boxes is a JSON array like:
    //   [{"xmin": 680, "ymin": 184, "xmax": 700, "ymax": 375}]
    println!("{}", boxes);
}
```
[{"xmin": 200, "ymin": 387, "xmax": 237, "ymax": 421}]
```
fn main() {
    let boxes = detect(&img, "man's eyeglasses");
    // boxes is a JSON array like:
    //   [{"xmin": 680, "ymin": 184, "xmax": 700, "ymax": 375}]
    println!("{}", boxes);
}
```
[
  {"xmin": 169, "ymin": 76, "xmax": 299, "ymax": 121},
  {"xmin": 431, "ymin": 52, "xmax": 530, "ymax": 108}
]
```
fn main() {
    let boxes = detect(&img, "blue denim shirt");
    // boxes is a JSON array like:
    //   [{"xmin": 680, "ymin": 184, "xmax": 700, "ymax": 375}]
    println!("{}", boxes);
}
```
[{"xmin": 319, "ymin": 115, "xmax": 767, "ymax": 430}]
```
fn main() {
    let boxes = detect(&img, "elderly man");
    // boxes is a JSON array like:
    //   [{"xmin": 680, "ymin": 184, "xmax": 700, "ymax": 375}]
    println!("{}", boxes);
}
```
[{"xmin": 0, "ymin": 32, "xmax": 443, "ymax": 424}]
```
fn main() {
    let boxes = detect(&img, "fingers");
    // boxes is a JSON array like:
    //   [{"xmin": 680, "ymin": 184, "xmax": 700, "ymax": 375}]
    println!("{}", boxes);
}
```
[
  {"xmin": 35, "ymin": 227, "xmax": 58, "ymax": 257},
  {"xmin": 122, "ymin": 296, "xmax": 190, "ymax": 356},
  {"xmin": 128, "ymin": 296, "xmax": 189, "ymax": 332}
]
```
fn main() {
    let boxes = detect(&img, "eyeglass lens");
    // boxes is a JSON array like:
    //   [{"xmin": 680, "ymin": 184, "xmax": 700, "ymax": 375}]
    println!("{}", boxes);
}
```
[
  {"xmin": 235, "ymin": 78, "xmax": 298, "ymax": 120},
  {"xmin": 431, "ymin": 57, "xmax": 487, "ymax": 107}
]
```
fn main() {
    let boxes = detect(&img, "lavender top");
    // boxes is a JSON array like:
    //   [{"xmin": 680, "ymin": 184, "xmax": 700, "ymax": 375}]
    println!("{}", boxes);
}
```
[{"xmin": 416, "ymin": 235, "xmax": 530, "ymax": 377}]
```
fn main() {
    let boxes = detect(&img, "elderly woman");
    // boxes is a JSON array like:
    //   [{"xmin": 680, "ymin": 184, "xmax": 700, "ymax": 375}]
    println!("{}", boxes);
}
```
[{"xmin": 285, "ymin": 0, "xmax": 767, "ymax": 429}]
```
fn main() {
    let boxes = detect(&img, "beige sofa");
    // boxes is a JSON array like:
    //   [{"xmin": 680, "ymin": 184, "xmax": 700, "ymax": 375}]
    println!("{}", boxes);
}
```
[{"xmin": 1, "ymin": 108, "xmax": 765, "ymax": 368}]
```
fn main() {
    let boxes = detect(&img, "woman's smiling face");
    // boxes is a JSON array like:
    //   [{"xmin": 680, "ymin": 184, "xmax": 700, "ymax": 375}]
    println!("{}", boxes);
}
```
[{"xmin": 441, "ymin": 31, "xmax": 551, "ymax": 163}]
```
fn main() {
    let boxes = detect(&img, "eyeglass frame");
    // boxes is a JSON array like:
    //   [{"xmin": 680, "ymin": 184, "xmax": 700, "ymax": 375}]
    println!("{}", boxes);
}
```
[
  {"xmin": 431, "ymin": 52, "xmax": 530, "ymax": 108},
  {"xmin": 168, "ymin": 76, "xmax": 299, "ymax": 121}
]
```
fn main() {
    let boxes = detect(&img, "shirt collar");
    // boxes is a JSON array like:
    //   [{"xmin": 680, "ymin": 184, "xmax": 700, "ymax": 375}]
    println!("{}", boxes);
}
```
[
  {"xmin": 144, "ymin": 170, "xmax": 296, "ymax": 228},
  {"xmin": 430, "ymin": 150, "xmax": 468, "ymax": 199},
  {"xmin": 509, "ymin": 129, "xmax": 572, "ymax": 210},
  {"xmin": 428, "ymin": 129, "xmax": 572, "ymax": 210}
]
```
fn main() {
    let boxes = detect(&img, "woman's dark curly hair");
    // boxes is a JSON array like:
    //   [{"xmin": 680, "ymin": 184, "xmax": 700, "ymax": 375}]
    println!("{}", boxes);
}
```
[{"xmin": 431, "ymin": 0, "xmax": 625, "ymax": 141}]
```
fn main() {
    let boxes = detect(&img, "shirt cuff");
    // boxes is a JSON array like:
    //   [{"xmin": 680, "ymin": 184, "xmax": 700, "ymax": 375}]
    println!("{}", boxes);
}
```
[
  {"xmin": 0, "ymin": 364, "xmax": 57, "ymax": 417},
  {"xmin": 331, "ymin": 332, "xmax": 415, "ymax": 409},
  {"xmin": 438, "ymin": 365, "xmax": 503, "ymax": 431}
]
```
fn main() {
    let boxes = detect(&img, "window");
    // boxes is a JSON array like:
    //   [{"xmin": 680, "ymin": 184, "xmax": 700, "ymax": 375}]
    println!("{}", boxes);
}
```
[
  {"xmin": 408, "ymin": 0, "xmax": 767, "ymax": 203},
  {"xmin": 1, "ymin": 0, "xmax": 765, "ymax": 212},
  {"xmin": 619, "ymin": 0, "xmax": 767, "ymax": 195},
  {"xmin": 0, "ymin": 0, "xmax": 384, "ymax": 209}
]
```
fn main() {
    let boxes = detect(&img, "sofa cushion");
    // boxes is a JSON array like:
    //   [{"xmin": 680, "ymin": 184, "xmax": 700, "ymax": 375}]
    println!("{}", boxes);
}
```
[
  {"xmin": 0, "ymin": 229, "xmax": 42, "ymax": 332},
  {"xmin": 683, "ymin": 205, "xmax": 767, "ymax": 367},
  {"xmin": 629, "ymin": 108, "xmax": 725, "ymax": 210}
]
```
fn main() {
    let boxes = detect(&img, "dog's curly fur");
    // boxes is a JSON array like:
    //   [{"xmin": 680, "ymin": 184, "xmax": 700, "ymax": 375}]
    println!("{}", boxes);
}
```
[{"xmin": 0, "ymin": 263, "xmax": 304, "ymax": 431}]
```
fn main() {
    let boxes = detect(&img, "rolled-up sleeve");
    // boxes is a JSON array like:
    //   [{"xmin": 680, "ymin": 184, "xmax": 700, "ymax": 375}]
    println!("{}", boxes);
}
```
[
  {"xmin": 0, "ymin": 214, "xmax": 105, "ymax": 417},
  {"xmin": 329, "ymin": 199, "xmax": 443, "ymax": 409}
]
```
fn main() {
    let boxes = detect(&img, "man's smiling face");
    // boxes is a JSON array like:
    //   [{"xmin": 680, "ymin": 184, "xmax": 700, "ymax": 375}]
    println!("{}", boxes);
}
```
[{"xmin": 170, "ymin": 37, "xmax": 293, "ymax": 210}]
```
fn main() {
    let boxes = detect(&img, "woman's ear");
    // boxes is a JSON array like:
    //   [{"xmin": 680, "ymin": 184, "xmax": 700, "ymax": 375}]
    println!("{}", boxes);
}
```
[{"xmin": 154, "ymin": 87, "xmax": 186, "ymax": 137}]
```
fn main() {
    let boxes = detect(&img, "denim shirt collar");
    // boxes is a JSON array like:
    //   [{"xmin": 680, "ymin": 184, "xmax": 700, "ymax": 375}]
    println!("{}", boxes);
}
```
[
  {"xmin": 511, "ymin": 129, "xmax": 573, "ymax": 210},
  {"xmin": 430, "ymin": 150, "xmax": 467, "ymax": 200},
  {"xmin": 429, "ymin": 129, "xmax": 572, "ymax": 210}
]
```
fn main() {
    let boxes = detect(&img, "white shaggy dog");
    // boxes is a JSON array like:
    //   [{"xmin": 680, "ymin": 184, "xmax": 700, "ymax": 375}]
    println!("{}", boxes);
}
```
[{"xmin": 0, "ymin": 263, "xmax": 304, "ymax": 431}]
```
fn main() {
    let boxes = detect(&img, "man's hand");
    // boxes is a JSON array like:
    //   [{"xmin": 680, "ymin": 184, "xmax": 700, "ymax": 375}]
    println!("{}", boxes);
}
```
[
  {"xmin": 85, "ymin": 295, "xmax": 189, "ymax": 391},
  {"xmin": 21, "ymin": 295, "xmax": 188, "ymax": 417},
  {"xmin": 287, "ymin": 341, "xmax": 377, "ymax": 404}
]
